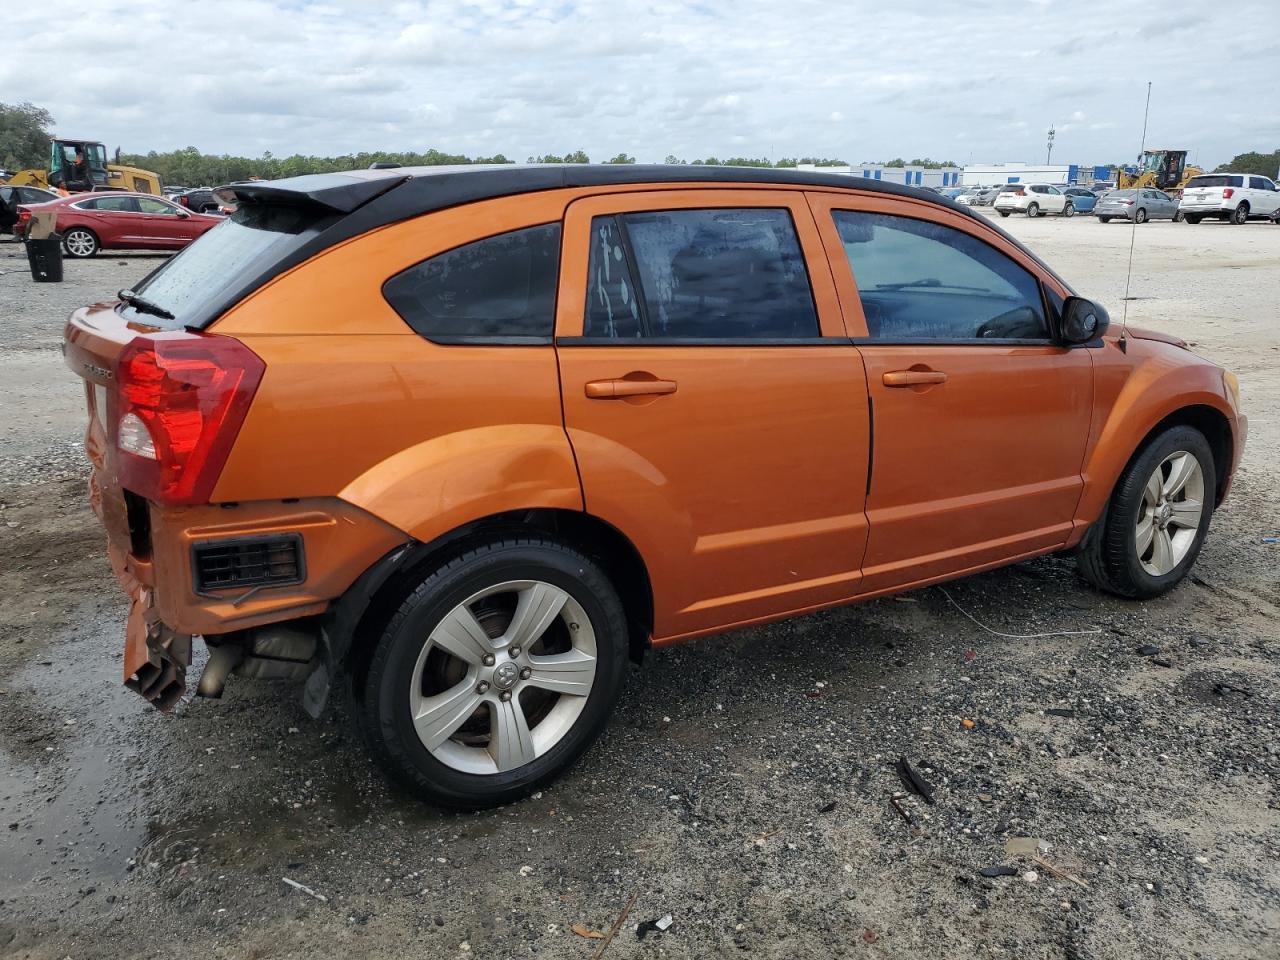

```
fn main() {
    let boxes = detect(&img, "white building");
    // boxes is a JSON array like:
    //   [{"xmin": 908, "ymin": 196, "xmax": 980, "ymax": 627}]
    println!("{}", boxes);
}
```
[
  {"xmin": 796, "ymin": 163, "xmax": 963, "ymax": 188},
  {"xmin": 961, "ymin": 162, "xmax": 1085, "ymax": 186}
]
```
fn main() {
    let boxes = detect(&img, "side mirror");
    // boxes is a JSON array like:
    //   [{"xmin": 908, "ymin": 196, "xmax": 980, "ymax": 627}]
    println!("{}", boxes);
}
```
[
  {"xmin": 176, "ymin": 209, "xmax": 190, "ymax": 219},
  {"xmin": 1060, "ymin": 296, "xmax": 1109, "ymax": 344}
]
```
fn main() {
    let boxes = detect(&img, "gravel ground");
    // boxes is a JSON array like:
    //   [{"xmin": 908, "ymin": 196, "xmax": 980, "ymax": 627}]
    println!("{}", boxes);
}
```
[{"xmin": 0, "ymin": 217, "xmax": 1277, "ymax": 960}]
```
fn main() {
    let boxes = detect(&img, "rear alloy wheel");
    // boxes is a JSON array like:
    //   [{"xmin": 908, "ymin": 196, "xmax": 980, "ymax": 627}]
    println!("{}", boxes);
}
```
[
  {"xmin": 1064, "ymin": 202, "xmax": 1076, "ymax": 218},
  {"xmin": 998, "ymin": 210, "xmax": 1011, "ymax": 217},
  {"xmin": 1231, "ymin": 203, "xmax": 1249, "ymax": 225},
  {"xmin": 358, "ymin": 539, "xmax": 628, "ymax": 808},
  {"xmin": 1076, "ymin": 425, "xmax": 1214, "ymax": 599},
  {"xmin": 1185, "ymin": 214, "xmax": 1202, "ymax": 224},
  {"xmin": 1134, "ymin": 208, "xmax": 1148, "ymax": 224},
  {"xmin": 63, "ymin": 228, "xmax": 98, "ymax": 258},
  {"xmin": 1099, "ymin": 216, "xmax": 1112, "ymax": 223},
  {"xmin": 1026, "ymin": 202, "xmax": 1040, "ymax": 218}
]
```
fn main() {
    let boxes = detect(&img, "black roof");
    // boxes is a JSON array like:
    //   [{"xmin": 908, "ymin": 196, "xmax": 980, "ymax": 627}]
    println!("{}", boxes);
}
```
[
  {"xmin": 179, "ymin": 165, "xmax": 1068, "ymax": 330},
  {"xmin": 218, "ymin": 163, "xmax": 975, "ymax": 223}
]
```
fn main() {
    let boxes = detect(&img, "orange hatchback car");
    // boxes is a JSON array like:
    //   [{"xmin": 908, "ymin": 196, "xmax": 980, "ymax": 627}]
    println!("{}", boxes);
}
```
[{"xmin": 65, "ymin": 166, "xmax": 1246, "ymax": 807}]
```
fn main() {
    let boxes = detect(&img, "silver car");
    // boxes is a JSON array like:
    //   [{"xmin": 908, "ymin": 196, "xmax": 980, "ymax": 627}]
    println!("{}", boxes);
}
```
[{"xmin": 1096, "ymin": 188, "xmax": 1180, "ymax": 224}]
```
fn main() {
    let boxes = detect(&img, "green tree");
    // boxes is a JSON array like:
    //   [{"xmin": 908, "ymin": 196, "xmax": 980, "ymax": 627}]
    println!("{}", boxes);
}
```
[
  {"xmin": 1213, "ymin": 149, "xmax": 1280, "ymax": 177},
  {"xmin": 605, "ymin": 153, "xmax": 636, "ymax": 164},
  {"xmin": 663, "ymin": 154, "xmax": 687, "ymax": 164},
  {"xmin": 0, "ymin": 101, "xmax": 54, "ymax": 171}
]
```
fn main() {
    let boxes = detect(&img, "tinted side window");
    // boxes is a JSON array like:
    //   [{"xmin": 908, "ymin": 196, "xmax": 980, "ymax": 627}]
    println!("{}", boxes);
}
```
[
  {"xmin": 584, "ymin": 208, "xmax": 818, "ymax": 339},
  {"xmin": 1249, "ymin": 176, "xmax": 1272, "ymax": 190},
  {"xmin": 87, "ymin": 196, "xmax": 138, "ymax": 213},
  {"xmin": 1229, "ymin": 175, "xmax": 1244, "ymax": 188},
  {"xmin": 383, "ymin": 224, "xmax": 561, "ymax": 340},
  {"xmin": 138, "ymin": 198, "xmax": 178, "ymax": 215},
  {"xmin": 833, "ymin": 211, "xmax": 1047, "ymax": 341}
]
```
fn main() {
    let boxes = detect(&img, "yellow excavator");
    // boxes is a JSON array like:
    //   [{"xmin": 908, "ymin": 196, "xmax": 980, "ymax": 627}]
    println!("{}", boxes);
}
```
[
  {"xmin": 3, "ymin": 138, "xmax": 160, "ymax": 194},
  {"xmin": 1116, "ymin": 149, "xmax": 1202, "ymax": 197}
]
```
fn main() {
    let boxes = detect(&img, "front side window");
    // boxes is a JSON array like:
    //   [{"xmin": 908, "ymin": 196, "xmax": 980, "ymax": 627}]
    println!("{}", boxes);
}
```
[
  {"xmin": 1249, "ymin": 176, "xmax": 1273, "ymax": 190},
  {"xmin": 138, "ymin": 197, "xmax": 179, "ymax": 215},
  {"xmin": 383, "ymin": 223, "xmax": 561, "ymax": 340},
  {"xmin": 584, "ymin": 207, "xmax": 819, "ymax": 339},
  {"xmin": 833, "ymin": 211, "xmax": 1047, "ymax": 341}
]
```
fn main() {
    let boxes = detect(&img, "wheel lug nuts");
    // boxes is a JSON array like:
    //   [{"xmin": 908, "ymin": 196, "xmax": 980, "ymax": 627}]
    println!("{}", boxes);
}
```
[
  {"xmin": 482, "ymin": 654, "xmax": 495, "ymax": 666},
  {"xmin": 500, "ymin": 691, "xmax": 512, "ymax": 702},
  {"xmin": 476, "ymin": 681, "xmax": 490, "ymax": 694},
  {"xmin": 509, "ymin": 647, "xmax": 521, "ymax": 658},
  {"xmin": 520, "ymin": 667, "xmax": 531, "ymax": 680}
]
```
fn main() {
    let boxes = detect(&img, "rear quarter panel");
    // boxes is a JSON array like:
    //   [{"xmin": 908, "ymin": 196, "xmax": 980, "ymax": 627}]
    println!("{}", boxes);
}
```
[{"xmin": 208, "ymin": 190, "xmax": 599, "ymax": 543}]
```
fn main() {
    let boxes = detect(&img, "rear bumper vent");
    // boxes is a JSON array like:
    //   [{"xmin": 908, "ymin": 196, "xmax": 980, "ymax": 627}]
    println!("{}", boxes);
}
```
[{"xmin": 192, "ymin": 534, "xmax": 305, "ymax": 593}]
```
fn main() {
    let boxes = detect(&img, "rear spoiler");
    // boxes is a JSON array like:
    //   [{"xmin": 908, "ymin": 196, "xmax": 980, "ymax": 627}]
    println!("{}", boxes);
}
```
[{"xmin": 214, "ymin": 172, "xmax": 409, "ymax": 213}]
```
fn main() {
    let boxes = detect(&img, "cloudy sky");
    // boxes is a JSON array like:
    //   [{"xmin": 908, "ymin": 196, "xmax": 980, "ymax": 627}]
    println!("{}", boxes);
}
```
[{"xmin": 4, "ymin": 0, "xmax": 1278, "ymax": 167}]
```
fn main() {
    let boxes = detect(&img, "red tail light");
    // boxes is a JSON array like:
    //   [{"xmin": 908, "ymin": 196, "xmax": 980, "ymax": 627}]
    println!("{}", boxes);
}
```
[
  {"xmin": 115, "ymin": 333, "xmax": 265, "ymax": 506},
  {"xmin": 1222, "ymin": 188, "xmax": 1234, "ymax": 199},
  {"xmin": 16, "ymin": 207, "xmax": 31, "ymax": 225}
]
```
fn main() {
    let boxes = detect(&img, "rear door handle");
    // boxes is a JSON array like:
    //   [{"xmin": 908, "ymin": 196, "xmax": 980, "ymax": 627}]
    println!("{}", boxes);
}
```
[
  {"xmin": 585, "ymin": 378, "xmax": 678, "ymax": 399},
  {"xmin": 883, "ymin": 370, "xmax": 948, "ymax": 387}
]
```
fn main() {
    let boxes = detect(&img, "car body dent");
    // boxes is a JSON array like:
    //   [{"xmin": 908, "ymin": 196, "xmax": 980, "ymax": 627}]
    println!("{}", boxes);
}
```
[{"xmin": 336, "ymin": 424, "xmax": 584, "ymax": 544}]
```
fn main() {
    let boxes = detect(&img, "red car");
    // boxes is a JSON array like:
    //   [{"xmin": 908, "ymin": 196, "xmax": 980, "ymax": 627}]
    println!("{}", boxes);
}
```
[{"xmin": 15, "ymin": 191, "xmax": 223, "ymax": 258}]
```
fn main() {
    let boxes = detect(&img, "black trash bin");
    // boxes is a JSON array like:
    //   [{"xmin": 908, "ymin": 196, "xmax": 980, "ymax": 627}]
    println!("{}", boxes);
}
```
[{"xmin": 26, "ymin": 232, "xmax": 64, "ymax": 283}]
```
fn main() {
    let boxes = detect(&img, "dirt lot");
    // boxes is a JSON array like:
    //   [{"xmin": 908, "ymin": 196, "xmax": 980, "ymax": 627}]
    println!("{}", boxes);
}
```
[{"xmin": 0, "ymin": 215, "xmax": 1277, "ymax": 960}]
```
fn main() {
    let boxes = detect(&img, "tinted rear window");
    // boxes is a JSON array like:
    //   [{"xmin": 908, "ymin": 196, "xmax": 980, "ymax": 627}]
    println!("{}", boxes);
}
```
[
  {"xmin": 128, "ymin": 203, "xmax": 333, "ymax": 330},
  {"xmin": 383, "ymin": 223, "xmax": 562, "ymax": 341},
  {"xmin": 1186, "ymin": 175, "xmax": 1242, "ymax": 189}
]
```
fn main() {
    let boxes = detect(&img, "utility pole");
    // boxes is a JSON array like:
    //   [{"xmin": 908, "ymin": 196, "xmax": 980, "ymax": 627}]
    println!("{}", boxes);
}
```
[{"xmin": 1046, "ymin": 125, "xmax": 1056, "ymax": 165}]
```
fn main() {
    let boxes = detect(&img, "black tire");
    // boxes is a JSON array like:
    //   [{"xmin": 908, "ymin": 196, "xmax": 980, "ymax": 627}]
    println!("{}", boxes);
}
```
[
  {"xmin": 1230, "ymin": 203, "xmax": 1249, "ymax": 225},
  {"xmin": 1076, "ymin": 425, "xmax": 1215, "ymax": 599},
  {"xmin": 1134, "ymin": 208, "xmax": 1148, "ymax": 224},
  {"xmin": 357, "ymin": 538, "xmax": 628, "ymax": 809},
  {"xmin": 1026, "ymin": 202, "xmax": 1039, "ymax": 218},
  {"xmin": 62, "ymin": 227, "xmax": 99, "ymax": 258},
  {"xmin": 1185, "ymin": 214, "xmax": 1202, "ymax": 224},
  {"xmin": 1064, "ymin": 203, "xmax": 1076, "ymax": 218},
  {"xmin": 998, "ymin": 210, "xmax": 1011, "ymax": 218},
  {"xmin": 1173, "ymin": 210, "xmax": 1184, "ymax": 222},
  {"xmin": 1099, "ymin": 216, "xmax": 1112, "ymax": 223}
]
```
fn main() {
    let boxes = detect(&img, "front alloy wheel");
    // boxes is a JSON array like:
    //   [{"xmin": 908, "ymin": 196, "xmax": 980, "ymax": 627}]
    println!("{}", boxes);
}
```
[
  {"xmin": 1135, "ymin": 452, "xmax": 1205, "ymax": 577},
  {"xmin": 358, "ymin": 539, "xmax": 627, "ymax": 808}
]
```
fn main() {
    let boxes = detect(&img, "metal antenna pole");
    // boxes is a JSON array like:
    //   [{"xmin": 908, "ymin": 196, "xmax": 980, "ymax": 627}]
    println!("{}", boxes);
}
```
[{"xmin": 1121, "ymin": 82, "xmax": 1153, "ymax": 336}]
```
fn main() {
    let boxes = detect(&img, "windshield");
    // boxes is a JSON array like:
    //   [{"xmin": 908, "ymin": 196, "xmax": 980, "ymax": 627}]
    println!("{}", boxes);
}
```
[{"xmin": 126, "ymin": 203, "xmax": 334, "ymax": 329}]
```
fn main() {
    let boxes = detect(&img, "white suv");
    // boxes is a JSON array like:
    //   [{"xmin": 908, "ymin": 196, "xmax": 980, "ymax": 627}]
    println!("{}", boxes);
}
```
[
  {"xmin": 1178, "ymin": 173, "xmax": 1280, "ymax": 224},
  {"xmin": 993, "ymin": 183, "xmax": 1073, "ymax": 218}
]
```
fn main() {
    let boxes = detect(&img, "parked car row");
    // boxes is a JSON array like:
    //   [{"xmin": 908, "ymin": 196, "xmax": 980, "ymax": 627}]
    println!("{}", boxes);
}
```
[{"xmin": 11, "ymin": 191, "xmax": 223, "ymax": 255}]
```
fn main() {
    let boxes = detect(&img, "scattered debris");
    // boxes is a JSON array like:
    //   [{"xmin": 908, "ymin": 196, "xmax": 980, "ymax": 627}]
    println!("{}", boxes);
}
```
[
  {"xmin": 590, "ymin": 890, "xmax": 639, "ymax": 960},
  {"xmin": 1033, "ymin": 855, "xmax": 1090, "ymax": 891},
  {"xmin": 979, "ymin": 866, "xmax": 1018, "ymax": 878},
  {"xmin": 1136, "ymin": 645, "xmax": 1161, "ymax": 656},
  {"xmin": 635, "ymin": 914, "xmax": 673, "ymax": 940},
  {"xmin": 571, "ymin": 923, "xmax": 605, "ymax": 940},
  {"xmin": 937, "ymin": 586, "xmax": 1102, "ymax": 639},
  {"xmin": 1045, "ymin": 708, "xmax": 1075, "ymax": 718},
  {"xmin": 1023, "ymin": 870, "xmax": 1039, "ymax": 884},
  {"xmin": 518, "ymin": 865, "xmax": 534, "ymax": 877},
  {"xmin": 961, "ymin": 718, "xmax": 975, "ymax": 729},
  {"xmin": 1003, "ymin": 837, "xmax": 1048, "ymax": 858},
  {"xmin": 862, "ymin": 929, "xmax": 878, "ymax": 944},
  {"xmin": 1153, "ymin": 657, "xmax": 1174, "ymax": 668},
  {"xmin": 977, "ymin": 793, "xmax": 993, "ymax": 803},
  {"xmin": 1262, "ymin": 536, "xmax": 1278, "ymax": 544},
  {"xmin": 895, "ymin": 757, "xmax": 935, "ymax": 805},
  {"xmin": 817, "ymin": 801, "xmax": 837, "ymax": 813},
  {"xmin": 281, "ymin": 877, "xmax": 327, "ymax": 903},
  {"xmin": 888, "ymin": 793, "xmax": 914, "ymax": 825},
  {"xmin": 1212, "ymin": 682, "xmax": 1252, "ymax": 698}
]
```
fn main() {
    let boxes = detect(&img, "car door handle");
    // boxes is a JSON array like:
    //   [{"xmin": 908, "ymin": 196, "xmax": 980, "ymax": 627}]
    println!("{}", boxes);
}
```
[
  {"xmin": 584, "ymin": 377, "xmax": 678, "ymax": 399},
  {"xmin": 883, "ymin": 370, "xmax": 948, "ymax": 387}
]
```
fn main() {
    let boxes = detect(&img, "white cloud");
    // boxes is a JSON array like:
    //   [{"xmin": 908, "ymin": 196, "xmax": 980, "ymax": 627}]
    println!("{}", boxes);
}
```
[{"xmin": 0, "ymin": 0, "xmax": 1266, "ymax": 168}]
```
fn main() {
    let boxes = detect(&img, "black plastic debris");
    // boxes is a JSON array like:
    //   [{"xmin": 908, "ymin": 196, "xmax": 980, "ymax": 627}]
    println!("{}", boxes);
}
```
[
  {"xmin": 979, "ymin": 866, "xmax": 1019, "ymax": 878},
  {"xmin": 1136, "ymin": 645, "xmax": 1161, "ymax": 656},
  {"xmin": 1045, "ymin": 708, "xmax": 1075, "ymax": 718},
  {"xmin": 896, "ymin": 757, "xmax": 935, "ymax": 805},
  {"xmin": 818, "ymin": 801, "xmax": 837, "ymax": 813},
  {"xmin": 636, "ymin": 915, "xmax": 673, "ymax": 940},
  {"xmin": 1212, "ymin": 682, "xmax": 1252, "ymax": 698}
]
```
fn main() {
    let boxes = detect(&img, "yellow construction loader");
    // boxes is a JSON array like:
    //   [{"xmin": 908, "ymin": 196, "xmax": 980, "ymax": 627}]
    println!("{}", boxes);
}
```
[
  {"xmin": 3, "ymin": 138, "xmax": 160, "ymax": 194},
  {"xmin": 1116, "ymin": 149, "xmax": 1202, "ymax": 197}
]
